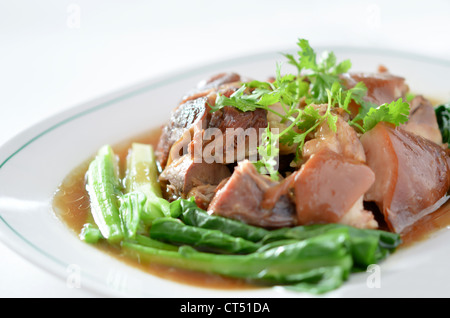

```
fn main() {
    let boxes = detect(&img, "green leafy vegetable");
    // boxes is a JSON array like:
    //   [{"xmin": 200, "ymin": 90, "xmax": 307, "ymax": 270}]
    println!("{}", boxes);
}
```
[
  {"xmin": 122, "ymin": 230, "xmax": 353, "ymax": 294},
  {"xmin": 210, "ymin": 38, "xmax": 412, "ymax": 176},
  {"xmin": 82, "ymin": 143, "xmax": 172, "ymax": 244},
  {"xmin": 362, "ymin": 98, "xmax": 410, "ymax": 132},
  {"xmin": 175, "ymin": 198, "xmax": 401, "ymax": 268},
  {"xmin": 82, "ymin": 142, "xmax": 402, "ymax": 294},
  {"xmin": 86, "ymin": 145, "xmax": 124, "ymax": 244},
  {"xmin": 253, "ymin": 125, "xmax": 281, "ymax": 179},
  {"xmin": 133, "ymin": 234, "xmax": 179, "ymax": 251},
  {"xmin": 178, "ymin": 198, "xmax": 270, "ymax": 242},
  {"xmin": 119, "ymin": 192, "xmax": 146, "ymax": 239},
  {"xmin": 261, "ymin": 223, "xmax": 401, "ymax": 269},
  {"xmin": 406, "ymin": 92, "xmax": 416, "ymax": 102},
  {"xmin": 435, "ymin": 102, "xmax": 450, "ymax": 146},
  {"xmin": 79, "ymin": 223, "xmax": 103, "ymax": 244},
  {"xmin": 284, "ymin": 39, "xmax": 352, "ymax": 103},
  {"xmin": 149, "ymin": 217, "xmax": 261, "ymax": 254},
  {"xmin": 124, "ymin": 143, "xmax": 170, "ymax": 223}
]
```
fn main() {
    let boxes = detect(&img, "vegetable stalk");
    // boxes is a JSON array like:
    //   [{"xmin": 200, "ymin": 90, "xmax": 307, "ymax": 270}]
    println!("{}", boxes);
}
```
[
  {"xmin": 86, "ymin": 145, "xmax": 124, "ymax": 243},
  {"xmin": 123, "ymin": 143, "xmax": 170, "ymax": 224},
  {"xmin": 122, "ymin": 230, "xmax": 353, "ymax": 294}
]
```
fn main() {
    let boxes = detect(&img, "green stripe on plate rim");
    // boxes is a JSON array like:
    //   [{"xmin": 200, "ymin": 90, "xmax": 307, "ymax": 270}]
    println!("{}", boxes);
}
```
[{"xmin": 0, "ymin": 46, "xmax": 449, "ymax": 293}]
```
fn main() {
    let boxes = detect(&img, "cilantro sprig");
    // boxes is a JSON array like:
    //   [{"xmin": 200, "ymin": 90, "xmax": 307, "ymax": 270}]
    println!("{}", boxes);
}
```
[
  {"xmin": 361, "ymin": 98, "xmax": 410, "ymax": 132},
  {"xmin": 211, "ymin": 38, "xmax": 410, "ymax": 179},
  {"xmin": 284, "ymin": 39, "xmax": 352, "ymax": 104}
]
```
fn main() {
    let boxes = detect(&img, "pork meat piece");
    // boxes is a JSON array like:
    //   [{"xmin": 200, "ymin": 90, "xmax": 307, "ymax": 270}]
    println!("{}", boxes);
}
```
[
  {"xmin": 159, "ymin": 154, "xmax": 231, "ymax": 201},
  {"xmin": 207, "ymin": 160, "xmax": 297, "ymax": 228},
  {"xmin": 293, "ymin": 148, "xmax": 377, "ymax": 229},
  {"xmin": 187, "ymin": 184, "xmax": 220, "ymax": 210},
  {"xmin": 360, "ymin": 122, "xmax": 450, "ymax": 233},
  {"xmin": 402, "ymin": 95, "xmax": 442, "ymax": 145},
  {"xmin": 205, "ymin": 106, "xmax": 268, "ymax": 163},
  {"xmin": 155, "ymin": 96, "xmax": 209, "ymax": 169},
  {"xmin": 180, "ymin": 72, "xmax": 243, "ymax": 105},
  {"xmin": 156, "ymin": 73, "xmax": 245, "ymax": 169},
  {"xmin": 341, "ymin": 71, "xmax": 409, "ymax": 106},
  {"xmin": 302, "ymin": 115, "xmax": 366, "ymax": 163},
  {"xmin": 196, "ymin": 72, "xmax": 242, "ymax": 91}
]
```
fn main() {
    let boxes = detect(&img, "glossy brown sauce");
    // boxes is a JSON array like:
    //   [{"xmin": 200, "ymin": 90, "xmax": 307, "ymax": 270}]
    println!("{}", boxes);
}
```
[
  {"xmin": 400, "ymin": 200, "xmax": 450, "ymax": 247},
  {"xmin": 52, "ymin": 127, "xmax": 450, "ymax": 290}
]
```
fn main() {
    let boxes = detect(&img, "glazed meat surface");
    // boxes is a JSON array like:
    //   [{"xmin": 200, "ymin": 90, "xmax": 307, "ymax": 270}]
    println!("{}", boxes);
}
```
[
  {"xmin": 156, "ymin": 72, "xmax": 245, "ymax": 169},
  {"xmin": 207, "ymin": 160, "xmax": 297, "ymax": 228},
  {"xmin": 155, "ymin": 69, "xmax": 450, "ymax": 234},
  {"xmin": 159, "ymin": 154, "xmax": 231, "ymax": 201},
  {"xmin": 294, "ymin": 148, "xmax": 377, "ymax": 229},
  {"xmin": 206, "ymin": 106, "xmax": 267, "ymax": 163},
  {"xmin": 361, "ymin": 122, "xmax": 450, "ymax": 233},
  {"xmin": 155, "ymin": 96, "xmax": 209, "ymax": 170},
  {"xmin": 302, "ymin": 115, "xmax": 366, "ymax": 163},
  {"xmin": 402, "ymin": 95, "xmax": 442, "ymax": 145},
  {"xmin": 341, "ymin": 71, "xmax": 408, "ymax": 106}
]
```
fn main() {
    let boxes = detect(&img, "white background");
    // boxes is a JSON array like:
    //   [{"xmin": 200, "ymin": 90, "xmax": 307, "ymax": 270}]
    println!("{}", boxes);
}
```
[{"xmin": 0, "ymin": 0, "xmax": 449, "ymax": 297}]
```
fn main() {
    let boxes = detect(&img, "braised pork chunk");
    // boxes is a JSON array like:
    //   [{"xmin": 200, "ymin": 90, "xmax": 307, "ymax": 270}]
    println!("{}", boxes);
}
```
[
  {"xmin": 361, "ymin": 122, "xmax": 450, "ymax": 233},
  {"xmin": 156, "ymin": 69, "xmax": 450, "ymax": 234},
  {"xmin": 294, "ymin": 148, "xmax": 377, "ymax": 229},
  {"xmin": 208, "ymin": 160, "xmax": 297, "ymax": 228},
  {"xmin": 403, "ymin": 95, "xmax": 442, "ymax": 145}
]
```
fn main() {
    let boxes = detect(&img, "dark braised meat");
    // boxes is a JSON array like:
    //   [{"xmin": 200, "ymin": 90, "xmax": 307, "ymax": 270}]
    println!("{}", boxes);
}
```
[
  {"xmin": 156, "ymin": 73, "xmax": 245, "ymax": 170},
  {"xmin": 155, "ymin": 96, "xmax": 209, "ymax": 170},
  {"xmin": 361, "ymin": 122, "xmax": 450, "ymax": 233},
  {"xmin": 159, "ymin": 154, "xmax": 231, "ymax": 201},
  {"xmin": 302, "ymin": 115, "xmax": 366, "ymax": 163},
  {"xmin": 206, "ymin": 106, "xmax": 268, "ymax": 163},
  {"xmin": 341, "ymin": 71, "xmax": 409, "ymax": 106},
  {"xmin": 402, "ymin": 95, "xmax": 442, "ymax": 145},
  {"xmin": 207, "ymin": 160, "xmax": 297, "ymax": 228},
  {"xmin": 293, "ymin": 148, "xmax": 378, "ymax": 229},
  {"xmin": 155, "ymin": 68, "xmax": 450, "ymax": 233},
  {"xmin": 187, "ymin": 184, "xmax": 221, "ymax": 210},
  {"xmin": 156, "ymin": 72, "xmax": 269, "ymax": 204}
]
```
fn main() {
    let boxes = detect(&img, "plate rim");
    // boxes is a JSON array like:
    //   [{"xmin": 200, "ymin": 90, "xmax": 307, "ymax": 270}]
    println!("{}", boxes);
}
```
[{"xmin": 1, "ymin": 45, "xmax": 450, "ymax": 297}]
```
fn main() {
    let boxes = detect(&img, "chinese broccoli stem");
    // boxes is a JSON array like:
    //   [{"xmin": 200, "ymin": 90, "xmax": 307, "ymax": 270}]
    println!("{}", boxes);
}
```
[
  {"xmin": 149, "ymin": 218, "xmax": 261, "ymax": 254},
  {"xmin": 178, "ymin": 198, "xmax": 270, "ymax": 242},
  {"xmin": 124, "ymin": 143, "xmax": 170, "ymax": 224},
  {"xmin": 133, "ymin": 234, "xmax": 179, "ymax": 251},
  {"xmin": 119, "ymin": 191, "xmax": 146, "ymax": 239},
  {"xmin": 261, "ymin": 223, "xmax": 401, "ymax": 268},
  {"xmin": 125, "ymin": 143, "xmax": 162, "ymax": 197},
  {"xmin": 122, "ymin": 230, "xmax": 353, "ymax": 293},
  {"xmin": 86, "ymin": 145, "xmax": 124, "ymax": 244}
]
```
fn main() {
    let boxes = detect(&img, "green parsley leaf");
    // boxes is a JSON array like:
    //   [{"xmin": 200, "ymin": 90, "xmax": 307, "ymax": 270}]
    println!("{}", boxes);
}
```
[
  {"xmin": 333, "ymin": 59, "xmax": 352, "ymax": 75},
  {"xmin": 295, "ymin": 104, "xmax": 322, "ymax": 130},
  {"xmin": 297, "ymin": 39, "xmax": 317, "ymax": 71},
  {"xmin": 287, "ymin": 39, "xmax": 352, "ymax": 104},
  {"xmin": 255, "ymin": 125, "xmax": 280, "ymax": 181},
  {"xmin": 209, "ymin": 38, "xmax": 411, "ymax": 180},
  {"xmin": 321, "ymin": 51, "xmax": 337, "ymax": 71},
  {"xmin": 327, "ymin": 113, "xmax": 338, "ymax": 133},
  {"xmin": 283, "ymin": 53, "xmax": 301, "ymax": 72},
  {"xmin": 211, "ymin": 85, "xmax": 260, "ymax": 112},
  {"xmin": 362, "ymin": 98, "xmax": 410, "ymax": 132}
]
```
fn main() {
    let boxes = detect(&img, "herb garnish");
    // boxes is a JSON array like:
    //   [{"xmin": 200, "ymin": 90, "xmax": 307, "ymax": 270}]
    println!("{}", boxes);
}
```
[{"xmin": 211, "ymin": 39, "xmax": 410, "ymax": 179}]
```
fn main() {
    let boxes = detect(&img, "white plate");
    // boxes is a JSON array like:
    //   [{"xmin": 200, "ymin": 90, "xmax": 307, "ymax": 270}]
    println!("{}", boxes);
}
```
[{"xmin": 1, "ymin": 47, "xmax": 450, "ymax": 298}]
